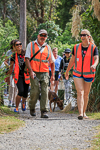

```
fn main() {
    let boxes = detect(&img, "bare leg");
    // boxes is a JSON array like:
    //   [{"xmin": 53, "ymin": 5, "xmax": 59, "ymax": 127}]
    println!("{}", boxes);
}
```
[
  {"xmin": 22, "ymin": 97, "xmax": 27, "ymax": 104},
  {"xmin": 13, "ymin": 84, "xmax": 17, "ymax": 105},
  {"xmin": 16, "ymin": 95, "xmax": 21, "ymax": 109},
  {"xmin": 83, "ymin": 81, "xmax": 92, "ymax": 116},
  {"xmin": 74, "ymin": 78, "xmax": 84, "ymax": 116}
]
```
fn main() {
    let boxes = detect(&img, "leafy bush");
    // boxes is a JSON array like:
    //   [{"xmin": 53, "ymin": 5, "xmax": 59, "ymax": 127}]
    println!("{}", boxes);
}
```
[
  {"xmin": 30, "ymin": 21, "xmax": 62, "ymax": 44},
  {"xmin": 0, "ymin": 19, "xmax": 18, "ymax": 52},
  {"xmin": 0, "ymin": 18, "xmax": 18, "ymax": 106},
  {"xmin": 81, "ymin": 7, "xmax": 100, "ymax": 112},
  {"xmin": 50, "ymin": 41, "xmax": 74, "ymax": 56}
]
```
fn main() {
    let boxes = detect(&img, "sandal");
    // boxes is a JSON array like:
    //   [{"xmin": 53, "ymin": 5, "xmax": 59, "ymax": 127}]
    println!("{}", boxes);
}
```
[
  {"xmin": 83, "ymin": 113, "xmax": 89, "ymax": 119},
  {"xmin": 78, "ymin": 115, "xmax": 83, "ymax": 120},
  {"xmin": 83, "ymin": 115, "xmax": 89, "ymax": 119}
]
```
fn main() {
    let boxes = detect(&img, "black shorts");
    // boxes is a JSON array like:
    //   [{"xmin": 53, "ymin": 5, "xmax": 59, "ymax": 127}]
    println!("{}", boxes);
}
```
[
  {"xmin": 16, "ymin": 76, "xmax": 29, "ymax": 98},
  {"xmin": 49, "ymin": 71, "xmax": 59, "ymax": 81}
]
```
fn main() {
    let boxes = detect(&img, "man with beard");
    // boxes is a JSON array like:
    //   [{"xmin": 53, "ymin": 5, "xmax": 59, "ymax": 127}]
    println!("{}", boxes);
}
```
[{"xmin": 25, "ymin": 29, "xmax": 55, "ymax": 118}]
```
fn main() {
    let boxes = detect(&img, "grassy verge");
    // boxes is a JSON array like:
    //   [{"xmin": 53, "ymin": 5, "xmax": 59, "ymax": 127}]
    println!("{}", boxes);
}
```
[
  {"xmin": 0, "ymin": 106, "xmax": 25, "ymax": 134},
  {"xmin": 88, "ymin": 118, "xmax": 100, "ymax": 150},
  {"xmin": 90, "ymin": 129, "xmax": 100, "ymax": 150}
]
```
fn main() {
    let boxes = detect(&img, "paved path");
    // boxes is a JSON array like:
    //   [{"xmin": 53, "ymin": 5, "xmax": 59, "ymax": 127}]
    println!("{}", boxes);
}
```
[{"xmin": 0, "ymin": 96, "xmax": 100, "ymax": 150}]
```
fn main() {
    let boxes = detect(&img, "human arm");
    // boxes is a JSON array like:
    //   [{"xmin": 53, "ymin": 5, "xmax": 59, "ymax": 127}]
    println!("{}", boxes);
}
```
[
  {"xmin": 4, "ymin": 56, "xmax": 9, "ymax": 67},
  {"xmin": 25, "ymin": 57, "xmax": 36, "ymax": 79},
  {"xmin": 59, "ymin": 59, "xmax": 63, "ymax": 73},
  {"xmin": 5, "ymin": 61, "xmax": 14, "ymax": 84},
  {"xmin": 50, "ymin": 62, "xmax": 55, "ymax": 81},
  {"xmin": 90, "ymin": 55, "xmax": 99, "ymax": 70},
  {"xmin": 65, "ymin": 55, "xmax": 75, "ymax": 80}
]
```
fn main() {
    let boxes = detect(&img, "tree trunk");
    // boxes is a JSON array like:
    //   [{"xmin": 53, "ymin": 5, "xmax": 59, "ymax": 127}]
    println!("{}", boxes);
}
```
[
  {"xmin": 3, "ymin": 0, "xmax": 6, "ymax": 27},
  {"xmin": 19, "ymin": 0, "xmax": 26, "ymax": 49}
]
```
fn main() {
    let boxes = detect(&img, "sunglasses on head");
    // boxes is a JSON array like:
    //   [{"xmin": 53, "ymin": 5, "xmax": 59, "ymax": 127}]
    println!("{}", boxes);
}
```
[
  {"xmin": 80, "ymin": 34, "xmax": 89, "ymax": 37},
  {"xmin": 16, "ymin": 43, "xmax": 22, "ymax": 46},
  {"xmin": 39, "ymin": 34, "xmax": 47, "ymax": 37}
]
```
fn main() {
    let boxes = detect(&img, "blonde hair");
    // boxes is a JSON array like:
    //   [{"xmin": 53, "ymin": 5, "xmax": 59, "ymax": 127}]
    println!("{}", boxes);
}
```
[
  {"xmin": 81, "ymin": 29, "xmax": 94, "ymax": 44},
  {"xmin": 52, "ymin": 47, "xmax": 58, "ymax": 52}
]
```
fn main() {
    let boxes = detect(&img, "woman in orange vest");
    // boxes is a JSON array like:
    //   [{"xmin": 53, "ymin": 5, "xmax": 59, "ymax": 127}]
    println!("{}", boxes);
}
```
[
  {"xmin": 9, "ymin": 40, "xmax": 30, "ymax": 112},
  {"xmin": 65, "ymin": 29, "xmax": 99, "ymax": 120}
]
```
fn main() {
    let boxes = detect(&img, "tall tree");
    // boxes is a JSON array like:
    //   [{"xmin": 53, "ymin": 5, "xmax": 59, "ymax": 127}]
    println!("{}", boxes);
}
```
[
  {"xmin": 0, "ymin": 0, "xmax": 20, "ymax": 29},
  {"xmin": 55, "ymin": 0, "xmax": 75, "ymax": 30},
  {"xmin": 19, "ymin": 0, "xmax": 26, "ymax": 49},
  {"xmin": 27, "ymin": 0, "xmax": 59, "ymax": 25}
]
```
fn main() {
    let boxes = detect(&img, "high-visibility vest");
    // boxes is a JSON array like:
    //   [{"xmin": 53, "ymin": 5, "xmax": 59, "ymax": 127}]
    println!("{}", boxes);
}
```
[
  {"xmin": 14, "ymin": 53, "xmax": 30, "ymax": 84},
  {"xmin": 73, "ymin": 43, "xmax": 96, "ymax": 78},
  {"xmin": 30, "ymin": 41, "xmax": 51, "ymax": 72}
]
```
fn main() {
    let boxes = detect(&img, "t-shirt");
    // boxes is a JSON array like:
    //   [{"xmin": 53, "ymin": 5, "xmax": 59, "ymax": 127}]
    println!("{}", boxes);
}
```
[
  {"xmin": 25, "ymin": 40, "xmax": 55, "ymax": 63},
  {"xmin": 59, "ymin": 56, "xmax": 71, "ymax": 72},
  {"xmin": 72, "ymin": 44, "xmax": 99, "ymax": 77},
  {"xmin": 49, "ymin": 55, "xmax": 62, "ymax": 71},
  {"xmin": 11, "ymin": 53, "xmax": 25, "ymax": 76},
  {"xmin": 72, "ymin": 46, "xmax": 99, "ymax": 56}
]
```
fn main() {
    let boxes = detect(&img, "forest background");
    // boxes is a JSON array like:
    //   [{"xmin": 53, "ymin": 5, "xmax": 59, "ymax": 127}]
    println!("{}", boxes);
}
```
[{"xmin": 0, "ymin": 0, "xmax": 100, "ymax": 111}]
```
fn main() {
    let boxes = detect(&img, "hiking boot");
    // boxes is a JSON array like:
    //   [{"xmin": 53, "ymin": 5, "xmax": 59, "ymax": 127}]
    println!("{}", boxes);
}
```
[
  {"xmin": 41, "ymin": 111, "xmax": 48, "ymax": 118},
  {"xmin": 30, "ymin": 109, "xmax": 36, "ymax": 116}
]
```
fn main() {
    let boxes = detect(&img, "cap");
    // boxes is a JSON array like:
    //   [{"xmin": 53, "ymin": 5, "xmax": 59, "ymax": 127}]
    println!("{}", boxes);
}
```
[
  {"xmin": 39, "ymin": 29, "xmax": 47, "ymax": 35},
  {"xmin": 64, "ymin": 48, "xmax": 71, "ymax": 53}
]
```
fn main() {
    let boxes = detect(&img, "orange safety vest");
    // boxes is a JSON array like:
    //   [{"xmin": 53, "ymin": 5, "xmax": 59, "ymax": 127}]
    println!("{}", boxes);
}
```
[
  {"xmin": 73, "ymin": 43, "xmax": 96, "ymax": 78},
  {"xmin": 30, "ymin": 41, "xmax": 51, "ymax": 72},
  {"xmin": 14, "ymin": 53, "xmax": 30, "ymax": 84}
]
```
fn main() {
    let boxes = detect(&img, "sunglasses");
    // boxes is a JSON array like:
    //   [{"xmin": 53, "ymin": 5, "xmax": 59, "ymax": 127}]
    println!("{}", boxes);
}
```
[
  {"xmin": 39, "ymin": 34, "xmax": 47, "ymax": 37},
  {"xmin": 65, "ymin": 52, "xmax": 70, "ymax": 54},
  {"xmin": 16, "ymin": 43, "xmax": 22, "ymax": 46},
  {"xmin": 80, "ymin": 34, "xmax": 89, "ymax": 37}
]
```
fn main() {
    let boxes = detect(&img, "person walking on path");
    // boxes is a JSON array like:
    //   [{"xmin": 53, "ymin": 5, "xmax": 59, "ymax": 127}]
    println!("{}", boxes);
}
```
[
  {"xmin": 4, "ymin": 40, "xmax": 17, "ymax": 107},
  {"xmin": 65, "ymin": 29, "xmax": 99, "ymax": 120},
  {"xmin": 49, "ymin": 47, "xmax": 62, "ymax": 94},
  {"xmin": 7, "ymin": 40, "xmax": 30, "ymax": 112},
  {"xmin": 59, "ymin": 48, "xmax": 72, "ymax": 105},
  {"xmin": 25, "ymin": 29, "xmax": 55, "ymax": 118}
]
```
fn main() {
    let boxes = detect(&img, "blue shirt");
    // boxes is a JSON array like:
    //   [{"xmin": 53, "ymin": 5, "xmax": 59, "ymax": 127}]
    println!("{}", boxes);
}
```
[{"xmin": 49, "ymin": 55, "xmax": 62, "ymax": 71}]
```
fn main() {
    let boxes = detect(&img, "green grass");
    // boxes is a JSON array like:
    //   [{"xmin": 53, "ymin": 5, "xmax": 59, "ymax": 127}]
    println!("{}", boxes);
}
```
[
  {"xmin": 0, "ymin": 106, "xmax": 18, "ymax": 116},
  {"xmin": 89, "ymin": 130, "xmax": 100, "ymax": 150},
  {"xmin": 86, "ymin": 112, "xmax": 100, "ymax": 120},
  {"xmin": 0, "ymin": 106, "xmax": 25, "ymax": 134}
]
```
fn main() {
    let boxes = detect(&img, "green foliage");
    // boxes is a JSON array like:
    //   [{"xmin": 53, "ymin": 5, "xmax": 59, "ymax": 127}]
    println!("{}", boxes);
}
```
[
  {"xmin": 0, "ymin": 53, "xmax": 7, "ymax": 106},
  {"xmin": 27, "ymin": 0, "xmax": 59, "ymax": 25},
  {"xmin": 0, "ymin": 19, "xmax": 18, "ymax": 105},
  {"xmin": 0, "ymin": 19, "xmax": 18, "ymax": 52},
  {"xmin": 50, "ymin": 22, "xmax": 76, "ymax": 56},
  {"xmin": 81, "ymin": 7, "xmax": 100, "ymax": 112},
  {"xmin": 55, "ymin": 22, "xmax": 76, "ymax": 45},
  {"xmin": 50, "ymin": 41, "xmax": 74, "ymax": 56},
  {"xmin": 0, "ymin": 0, "xmax": 20, "ymax": 30},
  {"xmin": 30, "ymin": 21, "xmax": 62, "ymax": 44},
  {"xmin": 55, "ymin": 0, "xmax": 75, "ymax": 30},
  {"xmin": 82, "ymin": 7, "xmax": 100, "ymax": 47},
  {"xmin": 27, "ymin": 14, "xmax": 37, "ymax": 43}
]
